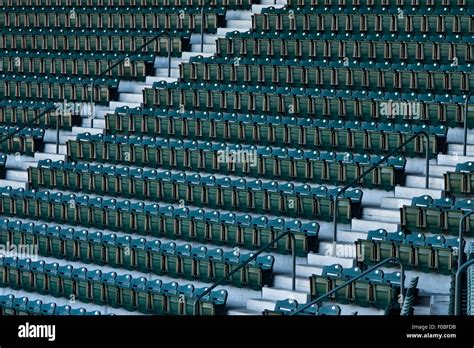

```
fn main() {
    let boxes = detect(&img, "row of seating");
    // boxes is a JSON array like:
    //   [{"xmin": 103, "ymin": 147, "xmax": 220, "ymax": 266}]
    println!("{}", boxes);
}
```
[
  {"xmin": 143, "ymin": 82, "xmax": 468, "ymax": 125},
  {"xmin": 400, "ymin": 195, "xmax": 474, "ymax": 235},
  {"xmin": 179, "ymin": 61, "xmax": 474, "ymax": 94},
  {"xmin": 252, "ymin": 12, "xmax": 474, "ymax": 36},
  {"xmin": 66, "ymin": 133, "xmax": 392, "ymax": 193},
  {"xmin": 310, "ymin": 264, "xmax": 403, "ymax": 310},
  {"xmin": 0, "ymin": 7, "xmax": 225, "ymax": 32},
  {"xmin": 0, "ymin": 0, "xmax": 257, "ymax": 9},
  {"xmin": 0, "ymin": 256, "xmax": 228, "ymax": 315},
  {"xmin": 216, "ymin": 35, "xmax": 473, "ymax": 63},
  {"xmin": 190, "ymin": 55, "xmax": 470, "ymax": 72},
  {"xmin": 262, "ymin": 299, "xmax": 341, "ymax": 316},
  {"xmin": 444, "ymin": 161, "xmax": 474, "ymax": 196},
  {"xmin": 0, "ymin": 293, "xmax": 105, "ymax": 315},
  {"xmin": 0, "ymin": 218, "xmax": 275, "ymax": 289},
  {"xmin": 0, "ymin": 74, "xmax": 118, "ymax": 104},
  {"xmin": 1, "ymin": 51, "xmax": 156, "ymax": 80},
  {"xmin": 0, "ymin": 101, "xmax": 81, "ymax": 129},
  {"xmin": 356, "ymin": 229, "xmax": 463, "ymax": 274},
  {"xmin": 286, "ymin": 0, "xmax": 473, "ymax": 9},
  {"xmin": 105, "ymin": 107, "xmax": 447, "ymax": 157},
  {"xmin": 0, "ymin": 187, "xmax": 320, "ymax": 255},
  {"xmin": 29, "ymin": 159, "xmax": 369, "ymax": 216},
  {"xmin": 0, "ymin": 126, "xmax": 44, "ymax": 155},
  {"xmin": 0, "ymin": 28, "xmax": 190, "ymax": 55}
]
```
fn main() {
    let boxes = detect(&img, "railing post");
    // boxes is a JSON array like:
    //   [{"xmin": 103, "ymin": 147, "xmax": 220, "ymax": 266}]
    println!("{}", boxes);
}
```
[
  {"xmin": 463, "ymin": 94, "xmax": 472, "ymax": 157},
  {"xmin": 424, "ymin": 132, "xmax": 430, "ymax": 189},
  {"xmin": 454, "ymin": 258, "xmax": 474, "ymax": 316},
  {"xmin": 201, "ymin": 4, "xmax": 205, "ymax": 53},
  {"xmin": 167, "ymin": 35, "xmax": 172, "ymax": 78},
  {"xmin": 56, "ymin": 110, "xmax": 61, "ymax": 155},
  {"xmin": 290, "ymin": 233, "xmax": 296, "ymax": 291},
  {"xmin": 332, "ymin": 191, "xmax": 341, "ymax": 257},
  {"xmin": 458, "ymin": 211, "xmax": 474, "ymax": 271},
  {"xmin": 89, "ymin": 81, "xmax": 95, "ymax": 128}
]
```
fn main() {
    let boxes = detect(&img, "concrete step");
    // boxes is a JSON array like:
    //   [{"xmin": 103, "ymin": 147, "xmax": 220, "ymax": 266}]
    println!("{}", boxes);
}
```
[
  {"xmin": 82, "ymin": 118, "xmax": 105, "ymax": 129},
  {"xmin": 190, "ymin": 33, "xmax": 222, "ymax": 45},
  {"xmin": 34, "ymin": 152, "xmax": 66, "ymax": 162},
  {"xmin": 361, "ymin": 207, "xmax": 401, "ymax": 223},
  {"xmin": 307, "ymin": 253, "xmax": 355, "ymax": 268},
  {"xmin": 405, "ymin": 157, "xmax": 437, "ymax": 174},
  {"xmin": 252, "ymin": 4, "xmax": 285, "ymax": 13},
  {"xmin": 145, "ymin": 76, "xmax": 177, "ymax": 85},
  {"xmin": 429, "ymin": 164, "xmax": 456, "ymax": 177},
  {"xmin": 227, "ymin": 308, "xmax": 259, "ymax": 315},
  {"xmin": 72, "ymin": 127, "xmax": 104, "ymax": 136},
  {"xmin": 224, "ymin": 10, "xmax": 253, "ymax": 21},
  {"xmin": 5, "ymin": 157, "xmax": 36, "ymax": 171},
  {"xmin": 154, "ymin": 57, "xmax": 186, "ymax": 69},
  {"xmin": 394, "ymin": 186, "xmax": 442, "ymax": 199},
  {"xmin": 380, "ymin": 197, "xmax": 412, "ymax": 210},
  {"xmin": 108, "ymin": 101, "xmax": 141, "ymax": 110},
  {"xmin": 447, "ymin": 143, "xmax": 474, "ymax": 156},
  {"xmin": 327, "ymin": 302, "xmax": 385, "ymax": 315},
  {"xmin": 118, "ymin": 93, "xmax": 143, "ymax": 103},
  {"xmin": 0, "ymin": 179, "xmax": 27, "ymax": 189},
  {"xmin": 246, "ymin": 298, "xmax": 275, "ymax": 313},
  {"xmin": 180, "ymin": 51, "xmax": 214, "ymax": 60},
  {"xmin": 260, "ymin": 0, "xmax": 287, "ymax": 4},
  {"xmin": 155, "ymin": 68, "xmax": 180, "ymax": 78},
  {"xmin": 405, "ymin": 175, "xmax": 445, "ymax": 190},
  {"xmin": 332, "ymin": 230, "xmax": 368, "ymax": 244},
  {"xmin": 261, "ymin": 287, "xmax": 310, "ymax": 303},
  {"xmin": 5, "ymin": 170, "xmax": 28, "ymax": 182},
  {"xmin": 226, "ymin": 19, "xmax": 253, "ymax": 29},
  {"xmin": 446, "ymin": 127, "xmax": 474, "ymax": 144},
  {"xmin": 351, "ymin": 218, "xmax": 399, "ymax": 233},
  {"xmin": 413, "ymin": 306, "xmax": 432, "ymax": 315},
  {"xmin": 190, "ymin": 44, "xmax": 217, "ymax": 53},
  {"xmin": 295, "ymin": 264, "xmax": 322, "ymax": 278},
  {"xmin": 437, "ymin": 154, "xmax": 474, "ymax": 166},
  {"xmin": 43, "ymin": 144, "xmax": 67, "ymax": 155},
  {"xmin": 118, "ymin": 81, "xmax": 148, "ymax": 93},
  {"xmin": 272, "ymin": 274, "xmax": 311, "ymax": 292}
]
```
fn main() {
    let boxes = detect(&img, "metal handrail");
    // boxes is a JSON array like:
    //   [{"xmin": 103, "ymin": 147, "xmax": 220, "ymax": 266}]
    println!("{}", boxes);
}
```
[
  {"xmin": 0, "ymin": 106, "xmax": 56, "ymax": 147},
  {"xmin": 193, "ymin": 231, "xmax": 297, "ymax": 315},
  {"xmin": 89, "ymin": 30, "xmax": 173, "ymax": 127},
  {"xmin": 331, "ymin": 130, "xmax": 430, "ymax": 256},
  {"xmin": 463, "ymin": 93, "xmax": 472, "ymax": 157},
  {"xmin": 458, "ymin": 210, "xmax": 473, "ymax": 271},
  {"xmin": 454, "ymin": 258, "xmax": 474, "ymax": 315},
  {"xmin": 290, "ymin": 257, "xmax": 405, "ymax": 315}
]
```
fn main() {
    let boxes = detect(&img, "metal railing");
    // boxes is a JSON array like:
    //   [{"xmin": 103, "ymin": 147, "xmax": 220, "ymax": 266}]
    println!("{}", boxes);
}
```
[
  {"xmin": 454, "ymin": 258, "xmax": 474, "ymax": 316},
  {"xmin": 457, "ymin": 210, "xmax": 473, "ymax": 271},
  {"xmin": 89, "ymin": 30, "xmax": 173, "ymax": 128},
  {"xmin": 331, "ymin": 130, "xmax": 430, "ymax": 256},
  {"xmin": 463, "ymin": 93, "xmax": 472, "ymax": 157},
  {"xmin": 193, "ymin": 231, "xmax": 297, "ymax": 315},
  {"xmin": 290, "ymin": 257, "xmax": 405, "ymax": 315}
]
